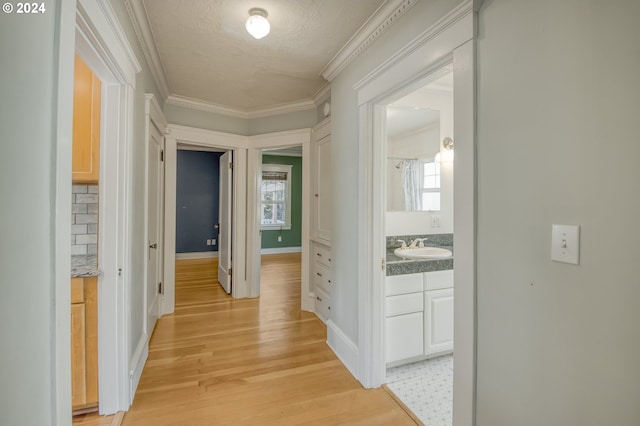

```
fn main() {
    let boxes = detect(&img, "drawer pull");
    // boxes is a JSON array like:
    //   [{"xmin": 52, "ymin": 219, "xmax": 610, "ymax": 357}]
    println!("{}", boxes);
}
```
[
  {"xmin": 316, "ymin": 272, "xmax": 322, "ymax": 277},
  {"xmin": 316, "ymin": 252, "xmax": 322, "ymax": 257},
  {"xmin": 328, "ymin": 280, "xmax": 331, "ymax": 284},
  {"xmin": 328, "ymin": 258, "xmax": 332, "ymax": 262},
  {"xmin": 316, "ymin": 296, "xmax": 322, "ymax": 302},
  {"xmin": 328, "ymin": 306, "xmax": 331, "ymax": 310}
]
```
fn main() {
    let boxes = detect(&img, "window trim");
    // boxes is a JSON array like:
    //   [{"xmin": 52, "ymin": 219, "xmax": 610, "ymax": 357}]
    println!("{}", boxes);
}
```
[
  {"xmin": 260, "ymin": 163, "xmax": 293, "ymax": 230},
  {"xmin": 420, "ymin": 157, "xmax": 441, "ymax": 211}
]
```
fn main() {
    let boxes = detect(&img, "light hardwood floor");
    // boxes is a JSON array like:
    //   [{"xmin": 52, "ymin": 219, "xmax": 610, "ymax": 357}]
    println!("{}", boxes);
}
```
[{"xmin": 82, "ymin": 254, "xmax": 418, "ymax": 425}]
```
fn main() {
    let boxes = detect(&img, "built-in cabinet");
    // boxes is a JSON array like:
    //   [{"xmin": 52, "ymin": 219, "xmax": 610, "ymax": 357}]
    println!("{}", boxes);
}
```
[
  {"xmin": 385, "ymin": 270, "xmax": 454, "ymax": 366},
  {"xmin": 71, "ymin": 276, "xmax": 98, "ymax": 412},
  {"xmin": 72, "ymin": 54, "xmax": 101, "ymax": 184},
  {"xmin": 310, "ymin": 117, "xmax": 333, "ymax": 322}
]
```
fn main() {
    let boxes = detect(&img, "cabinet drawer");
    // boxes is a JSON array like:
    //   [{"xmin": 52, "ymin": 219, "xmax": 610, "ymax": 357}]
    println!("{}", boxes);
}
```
[
  {"xmin": 424, "ymin": 269, "xmax": 454, "ymax": 291},
  {"xmin": 314, "ymin": 287, "xmax": 331, "ymax": 321},
  {"xmin": 385, "ymin": 273, "xmax": 423, "ymax": 296},
  {"xmin": 313, "ymin": 262, "xmax": 332, "ymax": 293},
  {"xmin": 313, "ymin": 244, "xmax": 332, "ymax": 268},
  {"xmin": 385, "ymin": 312, "xmax": 424, "ymax": 364},
  {"xmin": 385, "ymin": 292, "xmax": 423, "ymax": 317}
]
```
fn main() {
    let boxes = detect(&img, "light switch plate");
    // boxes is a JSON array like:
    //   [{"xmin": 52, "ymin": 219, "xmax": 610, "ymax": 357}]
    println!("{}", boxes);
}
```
[
  {"xmin": 551, "ymin": 224, "xmax": 580, "ymax": 265},
  {"xmin": 431, "ymin": 215, "xmax": 441, "ymax": 228}
]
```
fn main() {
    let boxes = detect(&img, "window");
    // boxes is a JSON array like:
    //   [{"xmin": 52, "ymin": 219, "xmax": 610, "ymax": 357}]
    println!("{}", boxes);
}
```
[
  {"xmin": 261, "ymin": 164, "xmax": 292, "ymax": 229},
  {"xmin": 421, "ymin": 159, "xmax": 440, "ymax": 211}
]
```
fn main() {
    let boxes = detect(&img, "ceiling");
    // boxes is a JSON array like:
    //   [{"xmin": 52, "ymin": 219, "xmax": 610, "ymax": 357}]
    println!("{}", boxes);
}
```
[{"xmin": 130, "ymin": 0, "xmax": 402, "ymax": 115}]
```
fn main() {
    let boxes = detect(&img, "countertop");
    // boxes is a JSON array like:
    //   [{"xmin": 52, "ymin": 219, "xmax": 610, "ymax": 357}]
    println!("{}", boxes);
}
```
[
  {"xmin": 386, "ymin": 245, "xmax": 453, "ymax": 276},
  {"xmin": 71, "ymin": 255, "xmax": 100, "ymax": 277}
]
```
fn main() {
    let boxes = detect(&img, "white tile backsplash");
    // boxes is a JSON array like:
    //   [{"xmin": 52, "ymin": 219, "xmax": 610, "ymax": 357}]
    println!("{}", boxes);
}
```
[{"xmin": 71, "ymin": 185, "xmax": 98, "ymax": 255}]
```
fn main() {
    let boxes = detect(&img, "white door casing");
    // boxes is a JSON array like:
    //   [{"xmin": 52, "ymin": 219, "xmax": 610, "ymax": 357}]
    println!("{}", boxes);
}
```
[
  {"xmin": 218, "ymin": 150, "xmax": 233, "ymax": 294},
  {"xmin": 146, "ymin": 114, "xmax": 164, "ymax": 334},
  {"xmin": 354, "ymin": 2, "xmax": 477, "ymax": 425}
]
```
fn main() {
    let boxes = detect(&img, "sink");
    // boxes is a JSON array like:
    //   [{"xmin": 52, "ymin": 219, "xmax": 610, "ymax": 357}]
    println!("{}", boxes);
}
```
[{"xmin": 394, "ymin": 246, "xmax": 452, "ymax": 260}]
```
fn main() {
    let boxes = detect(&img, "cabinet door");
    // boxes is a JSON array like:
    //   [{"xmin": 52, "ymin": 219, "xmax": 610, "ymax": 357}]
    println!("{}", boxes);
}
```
[
  {"xmin": 72, "ymin": 55, "xmax": 101, "ymax": 183},
  {"xmin": 425, "ymin": 288, "xmax": 454, "ymax": 355},
  {"xmin": 385, "ymin": 312, "xmax": 424, "ymax": 364},
  {"xmin": 71, "ymin": 302, "xmax": 87, "ymax": 408},
  {"xmin": 313, "ymin": 134, "xmax": 332, "ymax": 242}
]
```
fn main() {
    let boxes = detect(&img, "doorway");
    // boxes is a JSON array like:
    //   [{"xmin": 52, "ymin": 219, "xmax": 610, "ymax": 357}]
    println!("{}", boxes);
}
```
[
  {"xmin": 354, "ymin": 7, "xmax": 476, "ymax": 424},
  {"xmin": 383, "ymin": 68, "xmax": 455, "ymax": 425}
]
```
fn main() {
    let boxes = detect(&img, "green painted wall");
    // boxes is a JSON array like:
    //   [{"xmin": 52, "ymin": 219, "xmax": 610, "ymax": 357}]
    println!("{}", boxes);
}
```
[{"xmin": 261, "ymin": 155, "xmax": 302, "ymax": 249}]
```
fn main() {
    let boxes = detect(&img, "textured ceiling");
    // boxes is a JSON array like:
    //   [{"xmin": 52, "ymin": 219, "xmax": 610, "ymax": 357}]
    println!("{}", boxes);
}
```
[{"xmin": 143, "ymin": 0, "xmax": 386, "ymax": 111}]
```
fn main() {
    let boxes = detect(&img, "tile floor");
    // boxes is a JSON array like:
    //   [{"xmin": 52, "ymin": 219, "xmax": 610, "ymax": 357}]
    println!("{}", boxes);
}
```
[{"xmin": 386, "ymin": 354, "xmax": 453, "ymax": 426}]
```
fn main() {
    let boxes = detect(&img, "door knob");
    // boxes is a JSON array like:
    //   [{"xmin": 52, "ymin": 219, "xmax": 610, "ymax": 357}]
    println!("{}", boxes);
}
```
[{"xmin": 149, "ymin": 243, "xmax": 157, "ymax": 249}]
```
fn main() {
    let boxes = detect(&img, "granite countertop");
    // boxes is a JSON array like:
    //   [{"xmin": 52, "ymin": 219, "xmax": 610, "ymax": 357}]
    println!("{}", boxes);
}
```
[
  {"xmin": 386, "ymin": 245, "xmax": 453, "ymax": 276},
  {"xmin": 71, "ymin": 255, "xmax": 100, "ymax": 277}
]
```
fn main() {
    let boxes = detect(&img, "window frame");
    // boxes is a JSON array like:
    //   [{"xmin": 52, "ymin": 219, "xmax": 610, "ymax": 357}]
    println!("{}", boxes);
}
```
[
  {"xmin": 420, "ymin": 157, "xmax": 441, "ymax": 211},
  {"xmin": 260, "ymin": 163, "xmax": 293, "ymax": 230}
]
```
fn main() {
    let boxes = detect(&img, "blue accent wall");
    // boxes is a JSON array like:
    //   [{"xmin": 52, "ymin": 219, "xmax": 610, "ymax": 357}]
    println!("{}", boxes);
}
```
[{"xmin": 176, "ymin": 150, "xmax": 222, "ymax": 253}]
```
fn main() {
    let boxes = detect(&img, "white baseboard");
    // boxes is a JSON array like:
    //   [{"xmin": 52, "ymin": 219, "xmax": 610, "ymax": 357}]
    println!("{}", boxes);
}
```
[
  {"xmin": 129, "ymin": 333, "xmax": 149, "ymax": 403},
  {"xmin": 260, "ymin": 246, "xmax": 302, "ymax": 254},
  {"xmin": 326, "ymin": 320, "xmax": 360, "ymax": 381},
  {"xmin": 175, "ymin": 251, "xmax": 218, "ymax": 259}
]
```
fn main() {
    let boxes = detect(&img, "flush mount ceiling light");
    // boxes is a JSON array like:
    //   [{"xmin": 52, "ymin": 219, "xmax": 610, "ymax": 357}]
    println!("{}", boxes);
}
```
[{"xmin": 246, "ymin": 8, "xmax": 270, "ymax": 39}]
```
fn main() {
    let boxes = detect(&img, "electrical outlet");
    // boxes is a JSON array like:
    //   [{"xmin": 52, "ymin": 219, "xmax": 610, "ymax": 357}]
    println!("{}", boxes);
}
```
[
  {"xmin": 211, "ymin": 239, "xmax": 216, "ymax": 246},
  {"xmin": 431, "ymin": 215, "xmax": 441, "ymax": 228},
  {"xmin": 277, "ymin": 236, "xmax": 282, "ymax": 242},
  {"xmin": 206, "ymin": 239, "xmax": 212, "ymax": 246}
]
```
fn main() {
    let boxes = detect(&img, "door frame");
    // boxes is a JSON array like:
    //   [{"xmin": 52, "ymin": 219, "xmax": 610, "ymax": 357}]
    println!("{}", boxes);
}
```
[
  {"xmin": 163, "ymin": 125, "xmax": 249, "ymax": 307},
  {"xmin": 354, "ymin": 1, "xmax": 477, "ymax": 424},
  {"xmin": 246, "ymin": 130, "xmax": 312, "ymax": 300},
  {"xmin": 162, "ymin": 127, "xmax": 312, "ymax": 312},
  {"xmin": 54, "ymin": 0, "xmax": 142, "ymax": 419}
]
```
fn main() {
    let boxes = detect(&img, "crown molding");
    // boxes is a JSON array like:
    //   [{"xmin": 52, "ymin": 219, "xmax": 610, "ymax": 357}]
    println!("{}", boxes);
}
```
[
  {"xmin": 122, "ymin": 0, "xmax": 170, "ymax": 99},
  {"xmin": 165, "ymin": 95, "xmax": 317, "ymax": 120},
  {"xmin": 320, "ymin": 0, "xmax": 418, "ymax": 82},
  {"xmin": 312, "ymin": 82, "xmax": 332, "ymax": 106}
]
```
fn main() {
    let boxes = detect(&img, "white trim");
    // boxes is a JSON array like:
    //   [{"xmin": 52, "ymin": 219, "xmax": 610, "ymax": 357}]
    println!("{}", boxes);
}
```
[
  {"xmin": 260, "ymin": 247, "xmax": 302, "ymax": 255},
  {"xmin": 321, "ymin": 0, "xmax": 418, "ymax": 81},
  {"xmin": 312, "ymin": 83, "xmax": 332, "ymax": 107},
  {"xmin": 176, "ymin": 251, "xmax": 219, "ymax": 259},
  {"xmin": 162, "ymin": 137, "xmax": 177, "ymax": 314},
  {"xmin": 73, "ymin": 0, "xmax": 141, "ymax": 414},
  {"xmin": 354, "ymin": 0, "xmax": 474, "ymax": 100},
  {"xmin": 53, "ymin": 1, "xmax": 77, "ymax": 424},
  {"xmin": 326, "ymin": 320, "xmax": 360, "ymax": 380},
  {"xmin": 122, "ymin": 0, "xmax": 170, "ymax": 99},
  {"xmin": 166, "ymin": 94, "xmax": 317, "ymax": 120},
  {"xmin": 355, "ymin": 1, "xmax": 476, "ymax": 424},
  {"xmin": 128, "ymin": 332, "xmax": 148, "ymax": 404}
]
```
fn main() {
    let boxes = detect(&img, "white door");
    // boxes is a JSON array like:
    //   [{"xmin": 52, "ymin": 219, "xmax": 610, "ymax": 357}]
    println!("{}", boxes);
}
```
[
  {"xmin": 218, "ymin": 151, "xmax": 232, "ymax": 294},
  {"xmin": 146, "ymin": 123, "xmax": 163, "ymax": 334}
]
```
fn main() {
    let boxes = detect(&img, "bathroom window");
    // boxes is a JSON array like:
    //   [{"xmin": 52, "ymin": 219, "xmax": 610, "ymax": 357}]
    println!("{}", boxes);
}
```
[
  {"xmin": 260, "ymin": 164, "xmax": 292, "ymax": 230},
  {"xmin": 421, "ymin": 159, "xmax": 441, "ymax": 211}
]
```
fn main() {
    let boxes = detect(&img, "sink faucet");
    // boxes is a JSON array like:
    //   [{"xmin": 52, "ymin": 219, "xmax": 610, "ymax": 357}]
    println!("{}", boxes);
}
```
[
  {"xmin": 396, "ymin": 239, "xmax": 407, "ymax": 249},
  {"xmin": 409, "ymin": 237, "xmax": 429, "ymax": 248}
]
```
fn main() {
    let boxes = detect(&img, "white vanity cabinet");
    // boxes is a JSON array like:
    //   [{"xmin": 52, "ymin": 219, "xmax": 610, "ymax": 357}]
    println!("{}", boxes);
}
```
[
  {"xmin": 424, "ymin": 270, "xmax": 454, "ymax": 355},
  {"xmin": 385, "ymin": 269, "xmax": 454, "ymax": 366},
  {"xmin": 385, "ymin": 274, "xmax": 424, "ymax": 364}
]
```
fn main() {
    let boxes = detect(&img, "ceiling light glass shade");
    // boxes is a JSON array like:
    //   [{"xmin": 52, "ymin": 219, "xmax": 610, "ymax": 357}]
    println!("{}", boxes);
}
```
[{"xmin": 246, "ymin": 8, "xmax": 270, "ymax": 39}]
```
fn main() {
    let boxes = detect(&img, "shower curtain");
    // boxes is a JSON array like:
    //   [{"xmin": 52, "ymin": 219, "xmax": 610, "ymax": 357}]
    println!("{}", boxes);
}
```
[{"xmin": 400, "ymin": 160, "xmax": 421, "ymax": 211}]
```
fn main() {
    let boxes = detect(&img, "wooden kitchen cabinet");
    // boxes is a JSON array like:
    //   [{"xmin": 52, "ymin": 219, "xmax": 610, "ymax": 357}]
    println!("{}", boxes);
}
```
[
  {"xmin": 71, "ymin": 276, "xmax": 98, "ymax": 412},
  {"xmin": 72, "ymin": 55, "xmax": 101, "ymax": 183}
]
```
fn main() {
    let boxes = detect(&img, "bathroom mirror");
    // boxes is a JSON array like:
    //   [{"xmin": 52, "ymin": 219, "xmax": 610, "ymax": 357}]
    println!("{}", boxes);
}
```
[{"xmin": 385, "ymin": 69, "xmax": 454, "ymax": 234}]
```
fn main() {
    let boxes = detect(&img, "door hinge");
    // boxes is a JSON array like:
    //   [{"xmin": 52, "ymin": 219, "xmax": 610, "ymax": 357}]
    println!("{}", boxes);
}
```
[
  {"xmin": 160, "ymin": 149, "xmax": 164, "ymax": 162},
  {"xmin": 229, "ymin": 162, "xmax": 233, "ymax": 170},
  {"xmin": 158, "ymin": 282, "xmax": 163, "ymax": 294},
  {"xmin": 381, "ymin": 258, "xmax": 386, "ymax": 271},
  {"xmin": 228, "ymin": 267, "xmax": 232, "ymax": 277}
]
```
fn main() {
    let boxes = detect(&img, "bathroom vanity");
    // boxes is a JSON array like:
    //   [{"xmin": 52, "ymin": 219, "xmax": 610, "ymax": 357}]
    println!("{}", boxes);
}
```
[{"xmin": 385, "ymin": 234, "xmax": 454, "ymax": 367}]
